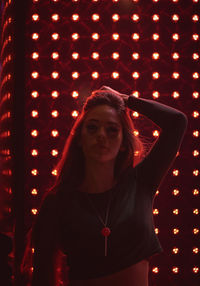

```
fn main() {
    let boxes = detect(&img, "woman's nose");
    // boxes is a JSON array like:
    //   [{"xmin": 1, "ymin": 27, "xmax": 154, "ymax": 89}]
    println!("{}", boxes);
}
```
[{"xmin": 97, "ymin": 127, "xmax": 106, "ymax": 140}]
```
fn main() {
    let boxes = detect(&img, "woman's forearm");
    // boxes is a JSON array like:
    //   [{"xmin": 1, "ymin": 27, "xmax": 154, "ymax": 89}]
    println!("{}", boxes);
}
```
[{"xmin": 126, "ymin": 95, "xmax": 188, "ymax": 130}]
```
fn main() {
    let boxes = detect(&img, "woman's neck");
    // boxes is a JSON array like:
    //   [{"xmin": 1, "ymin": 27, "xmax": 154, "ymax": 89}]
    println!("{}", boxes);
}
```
[{"xmin": 80, "ymin": 160, "xmax": 116, "ymax": 194}]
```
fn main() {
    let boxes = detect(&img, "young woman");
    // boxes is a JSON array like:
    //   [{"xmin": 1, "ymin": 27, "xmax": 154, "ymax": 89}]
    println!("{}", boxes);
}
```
[{"xmin": 30, "ymin": 86, "xmax": 188, "ymax": 286}]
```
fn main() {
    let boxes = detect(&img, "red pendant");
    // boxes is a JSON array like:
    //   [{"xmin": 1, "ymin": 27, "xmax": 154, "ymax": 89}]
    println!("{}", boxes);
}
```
[{"xmin": 101, "ymin": 227, "xmax": 111, "ymax": 237}]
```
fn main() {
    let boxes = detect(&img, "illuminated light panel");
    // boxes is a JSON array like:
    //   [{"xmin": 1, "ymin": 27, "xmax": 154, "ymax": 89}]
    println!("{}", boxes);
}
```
[
  {"xmin": 132, "ymin": 91, "xmax": 140, "ymax": 97},
  {"xmin": 51, "ymin": 130, "xmax": 59, "ymax": 137},
  {"xmin": 131, "ymin": 14, "xmax": 140, "ymax": 22},
  {"xmin": 31, "ymin": 130, "xmax": 39, "ymax": 137},
  {"xmin": 193, "ymin": 72, "xmax": 199, "ymax": 79},
  {"xmin": 112, "ymin": 33, "xmax": 120, "ymax": 40},
  {"xmin": 192, "ymin": 14, "xmax": 199, "ymax": 22},
  {"xmin": 133, "ymin": 130, "xmax": 139, "ymax": 136},
  {"xmin": 172, "ymin": 33, "xmax": 179, "ymax": 41},
  {"xmin": 72, "ymin": 52, "xmax": 80, "ymax": 60},
  {"xmin": 51, "ymin": 71, "xmax": 59, "ymax": 79},
  {"xmin": 71, "ymin": 91, "xmax": 79, "ymax": 98},
  {"xmin": 31, "ymin": 208, "xmax": 38, "ymax": 215},
  {"xmin": 52, "ymin": 169, "xmax": 57, "ymax": 176},
  {"xmin": 172, "ymin": 52, "xmax": 180, "ymax": 60},
  {"xmin": 152, "ymin": 52, "xmax": 160, "ymax": 60},
  {"xmin": 111, "ymin": 72, "xmax": 119, "ymax": 79},
  {"xmin": 152, "ymin": 267, "xmax": 159, "ymax": 273},
  {"xmin": 193, "ymin": 111, "xmax": 199, "ymax": 118},
  {"xmin": 132, "ymin": 72, "xmax": 140, "ymax": 79},
  {"xmin": 193, "ymin": 228, "xmax": 199, "ymax": 234},
  {"xmin": 112, "ymin": 14, "xmax": 120, "ymax": 22},
  {"xmin": 71, "ymin": 110, "xmax": 79, "ymax": 118},
  {"xmin": 193, "ymin": 150, "xmax": 199, "ymax": 157},
  {"xmin": 92, "ymin": 71, "xmax": 99, "ymax": 79},
  {"xmin": 132, "ymin": 111, "xmax": 139, "ymax": 118},
  {"xmin": 51, "ymin": 110, "xmax": 59, "ymax": 118},
  {"xmin": 152, "ymin": 91, "xmax": 160, "ymax": 98},
  {"xmin": 31, "ymin": 52, "xmax": 39, "ymax": 60},
  {"xmin": 72, "ymin": 71, "xmax": 79, "ymax": 79},
  {"xmin": 192, "ymin": 34, "xmax": 199, "ymax": 40},
  {"xmin": 152, "ymin": 72, "xmax": 160, "ymax": 79},
  {"xmin": 132, "ymin": 53, "xmax": 140, "ymax": 60},
  {"xmin": 193, "ymin": 53, "xmax": 199, "ymax": 60},
  {"xmin": 51, "ymin": 90, "xmax": 59, "ymax": 98},
  {"xmin": 91, "ymin": 52, "xmax": 99, "ymax": 60},
  {"xmin": 112, "ymin": 52, "xmax": 120, "ymax": 60},
  {"xmin": 51, "ymin": 33, "xmax": 60, "ymax": 40},
  {"xmin": 173, "ymin": 169, "xmax": 179, "ymax": 176},
  {"xmin": 31, "ymin": 169, "xmax": 38, "ymax": 176},
  {"xmin": 92, "ymin": 33, "xmax": 100, "ymax": 40},
  {"xmin": 72, "ymin": 33, "xmax": 80, "ymax": 41},
  {"xmin": 32, "ymin": 14, "xmax": 39, "ymax": 21},
  {"xmin": 152, "ymin": 14, "xmax": 159, "ymax": 21},
  {"xmin": 155, "ymin": 228, "xmax": 159, "ymax": 234},
  {"xmin": 132, "ymin": 33, "xmax": 140, "ymax": 41},
  {"xmin": 173, "ymin": 209, "xmax": 179, "ymax": 215},
  {"xmin": 193, "ymin": 209, "xmax": 199, "ymax": 215},
  {"xmin": 32, "ymin": 33, "xmax": 39, "ymax": 40},
  {"xmin": 52, "ymin": 14, "xmax": 59, "ymax": 21},
  {"xmin": 31, "ymin": 110, "xmax": 39, "ymax": 118},
  {"xmin": 153, "ymin": 209, "xmax": 159, "ymax": 215},
  {"xmin": 193, "ymin": 267, "xmax": 199, "ymax": 273},
  {"xmin": 31, "ymin": 71, "xmax": 39, "ymax": 79},
  {"xmin": 193, "ymin": 88, "xmax": 200, "ymax": 100},
  {"xmin": 92, "ymin": 14, "xmax": 100, "ymax": 21},
  {"xmin": 172, "ymin": 14, "xmax": 179, "ymax": 22},
  {"xmin": 31, "ymin": 149, "xmax": 38, "ymax": 156},
  {"xmin": 193, "ymin": 247, "xmax": 199, "ymax": 254},
  {"xmin": 193, "ymin": 169, "xmax": 199, "ymax": 176},
  {"xmin": 31, "ymin": 189, "xmax": 38, "ymax": 195},
  {"xmin": 153, "ymin": 130, "xmax": 159, "ymax": 137},
  {"xmin": 193, "ymin": 189, "xmax": 199, "ymax": 195},
  {"xmin": 193, "ymin": 130, "xmax": 199, "ymax": 137},
  {"xmin": 173, "ymin": 228, "xmax": 179, "ymax": 234},
  {"xmin": 152, "ymin": 33, "xmax": 159, "ymax": 40},
  {"xmin": 71, "ymin": 14, "xmax": 80, "ymax": 21},
  {"xmin": 172, "ymin": 247, "xmax": 179, "ymax": 254},
  {"xmin": 172, "ymin": 267, "xmax": 179, "ymax": 274},
  {"xmin": 51, "ymin": 149, "xmax": 59, "ymax": 156},
  {"xmin": 51, "ymin": 52, "xmax": 59, "ymax": 60},
  {"xmin": 172, "ymin": 72, "xmax": 180, "ymax": 79},
  {"xmin": 172, "ymin": 91, "xmax": 180, "ymax": 98}
]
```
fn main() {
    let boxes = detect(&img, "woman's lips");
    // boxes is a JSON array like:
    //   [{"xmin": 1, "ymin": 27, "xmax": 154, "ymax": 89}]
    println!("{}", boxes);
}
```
[{"xmin": 95, "ymin": 144, "xmax": 109, "ymax": 150}]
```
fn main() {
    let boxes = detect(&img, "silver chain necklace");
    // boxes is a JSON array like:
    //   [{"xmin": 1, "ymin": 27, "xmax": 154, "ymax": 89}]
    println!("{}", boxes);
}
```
[{"xmin": 85, "ymin": 189, "xmax": 114, "ymax": 257}]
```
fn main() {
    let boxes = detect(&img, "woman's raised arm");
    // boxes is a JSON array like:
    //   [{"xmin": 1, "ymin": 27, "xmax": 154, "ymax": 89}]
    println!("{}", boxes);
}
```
[{"xmin": 126, "ymin": 95, "xmax": 188, "ymax": 192}]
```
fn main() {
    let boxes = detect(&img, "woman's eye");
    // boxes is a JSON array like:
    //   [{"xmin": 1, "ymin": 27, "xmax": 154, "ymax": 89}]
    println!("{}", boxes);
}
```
[
  {"xmin": 107, "ymin": 127, "xmax": 119, "ymax": 134},
  {"xmin": 86, "ymin": 124, "xmax": 97, "ymax": 132}
]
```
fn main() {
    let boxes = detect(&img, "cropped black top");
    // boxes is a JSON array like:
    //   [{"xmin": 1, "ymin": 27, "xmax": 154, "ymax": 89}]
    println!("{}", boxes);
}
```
[{"xmin": 32, "ymin": 95, "xmax": 188, "ymax": 283}]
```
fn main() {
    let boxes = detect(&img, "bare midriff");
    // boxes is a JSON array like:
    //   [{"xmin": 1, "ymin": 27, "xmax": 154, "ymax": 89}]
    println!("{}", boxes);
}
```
[{"xmin": 68, "ymin": 259, "xmax": 149, "ymax": 286}]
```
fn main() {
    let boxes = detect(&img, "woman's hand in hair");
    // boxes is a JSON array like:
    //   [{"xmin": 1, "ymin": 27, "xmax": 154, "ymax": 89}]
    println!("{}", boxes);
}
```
[{"xmin": 98, "ymin": 86, "xmax": 129, "ymax": 105}]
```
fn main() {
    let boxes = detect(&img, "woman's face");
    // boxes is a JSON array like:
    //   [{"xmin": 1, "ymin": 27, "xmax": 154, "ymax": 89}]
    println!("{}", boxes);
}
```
[{"xmin": 80, "ymin": 105, "xmax": 123, "ymax": 163}]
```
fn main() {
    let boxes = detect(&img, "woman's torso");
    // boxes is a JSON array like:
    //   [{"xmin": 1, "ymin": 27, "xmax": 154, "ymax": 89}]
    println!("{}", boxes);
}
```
[{"xmin": 68, "ymin": 259, "xmax": 149, "ymax": 286}]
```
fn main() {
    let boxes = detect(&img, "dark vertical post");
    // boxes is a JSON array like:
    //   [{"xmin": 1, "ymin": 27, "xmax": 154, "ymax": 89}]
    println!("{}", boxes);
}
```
[{"xmin": 12, "ymin": 0, "xmax": 29, "ymax": 285}]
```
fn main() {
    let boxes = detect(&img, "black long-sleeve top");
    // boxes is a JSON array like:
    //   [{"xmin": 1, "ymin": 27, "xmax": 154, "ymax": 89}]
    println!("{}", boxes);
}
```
[{"xmin": 32, "ymin": 95, "xmax": 188, "ymax": 284}]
